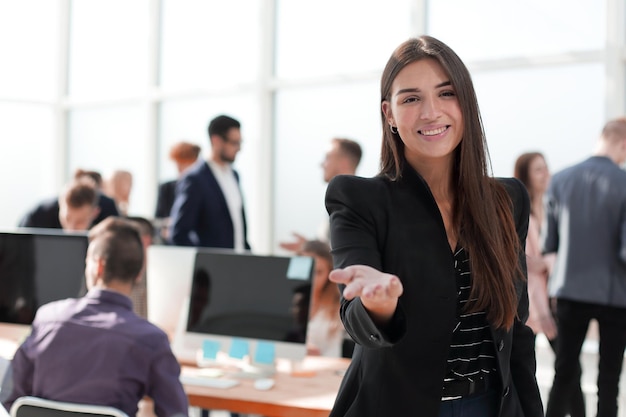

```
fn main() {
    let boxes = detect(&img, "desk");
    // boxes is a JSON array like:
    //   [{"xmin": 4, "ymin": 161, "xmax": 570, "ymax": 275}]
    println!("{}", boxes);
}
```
[
  {"xmin": 182, "ymin": 356, "xmax": 349, "ymax": 417},
  {"xmin": 0, "ymin": 324, "xmax": 29, "ymax": 360}
]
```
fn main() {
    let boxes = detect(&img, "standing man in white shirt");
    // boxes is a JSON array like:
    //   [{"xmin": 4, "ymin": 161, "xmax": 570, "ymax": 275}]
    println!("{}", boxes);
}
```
[
  {"xmin": 280, "ymin": 137, "xmax": 362, "ymax": 252},
  {"xmin": 169, "ymin": 114, "xmax": 250, "ymax": 251}
]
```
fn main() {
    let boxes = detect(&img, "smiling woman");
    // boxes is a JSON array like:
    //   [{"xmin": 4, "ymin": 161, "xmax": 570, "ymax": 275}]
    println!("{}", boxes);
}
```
[
  {"xmin": 382, "ymin": 59, "xmax": 464, "ymax": 177},
  {"xmin": 325, "ymin": 35, "xmax": 543, "ymax": 417}
]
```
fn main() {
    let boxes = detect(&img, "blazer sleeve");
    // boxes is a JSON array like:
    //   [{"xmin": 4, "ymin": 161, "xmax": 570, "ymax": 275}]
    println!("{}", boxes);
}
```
[
  {"xmin": 18, "ymin": 207, "xmax": 41, "ymax": 228},
  {"xmin": 18, "ymin": 200, "xmax": 60, "ymax": 229},
  {"xmin": 325, "ymin": 175, "xmax": 406, "ymax": 348},
  {"xmin": 542, "ymin": 179, "xmax": 559, "ymax": 255},
  {"xmin": 155, "ymin": 181, "xmax": 175, "ymax": 219},
  {"xmin": 502, "ymin": 178, "xmax": 545, "ymax": 417},
  {"xmin": 169, "ymin": 175, "xmax": 200, "ymax": 246}
]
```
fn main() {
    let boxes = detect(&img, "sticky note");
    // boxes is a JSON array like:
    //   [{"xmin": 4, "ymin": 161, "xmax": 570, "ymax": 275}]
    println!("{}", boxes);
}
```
[
  {"xmin": 229, "ymin": 338, "xmax": 249, "ymax": 359},
  {"xmin": 202, "ymin": 340, "xmax": 220, "ymax": 360},
  {"xmin": 286, "ymin": 256, "xmax": 313, "ymax": 280},
  {"xmin": 254, "ymin": 341, "xmax": 276, "ymax": 365}
]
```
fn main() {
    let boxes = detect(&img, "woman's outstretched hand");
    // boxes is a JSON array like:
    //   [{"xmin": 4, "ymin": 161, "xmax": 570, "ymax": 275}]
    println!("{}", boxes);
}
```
[{"xmin": 329, "ymin": 265, "xmax": 403, "ymax": 324}]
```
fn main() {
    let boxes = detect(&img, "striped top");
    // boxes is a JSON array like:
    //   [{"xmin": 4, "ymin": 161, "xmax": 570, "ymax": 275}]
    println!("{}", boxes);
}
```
[{"xmin": 442, "ymin": 246, "xmax": 497, "ymax": 394}]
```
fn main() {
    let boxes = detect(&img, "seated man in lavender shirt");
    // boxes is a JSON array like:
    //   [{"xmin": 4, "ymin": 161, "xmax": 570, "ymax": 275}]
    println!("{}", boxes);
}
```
[{"xmin": 3, "ymin": 217, "xmax": 188, "ymax": 417}]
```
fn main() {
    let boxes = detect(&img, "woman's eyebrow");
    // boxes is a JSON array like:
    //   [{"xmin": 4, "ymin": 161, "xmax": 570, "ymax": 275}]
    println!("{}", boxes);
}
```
[{"xmin": 395, "ymin": 81, "xmax": 452, "ymax": 96}]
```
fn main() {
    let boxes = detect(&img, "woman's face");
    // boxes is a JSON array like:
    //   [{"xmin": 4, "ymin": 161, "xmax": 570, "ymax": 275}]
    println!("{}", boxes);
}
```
[
  {"xmin": 528, "ymin": 155, "xmax": 550, "ymax": 194},
  {"xmin": 382, "ymin": 58, "xmax": 463, "ymax": 169}
]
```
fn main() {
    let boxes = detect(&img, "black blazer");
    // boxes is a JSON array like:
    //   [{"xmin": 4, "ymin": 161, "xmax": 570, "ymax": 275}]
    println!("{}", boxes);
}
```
[
  {"xmin": 325, "ymin": 167, "xmax": 543, "ymax": 417},
  {"xmin": 19, "ymin": 193, "xmax": 118, "ymax": 229},
  {"xmin": 169, "ymin": 161, "xmax": 250, "ymax": 249},
  {"xmin": 155, "ymin": 179, "xmax": 177, "ymax": 219}
]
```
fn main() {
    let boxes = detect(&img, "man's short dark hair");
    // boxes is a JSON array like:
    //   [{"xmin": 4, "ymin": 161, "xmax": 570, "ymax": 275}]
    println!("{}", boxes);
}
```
[
  {"xmin": 88, "ymin": 217, "xmax": 144, "ymax": 284},
  {"xmin": 63, "ymin": 179, "xmax": 98, "ymax": 209},
  {"xmin": 126, "ymin": 216, "xmax": 155, "ymax": 239},
  {"xmin": 74, "ymin": 169, "xmax": 103, "ymax": 188},
  {"xmin": 208, "ymin": 115, "xmax": 241, "ymax": 139},
  {"xmin": 334, "ymin": 138, "xmax": 363, "ymax": 168}
]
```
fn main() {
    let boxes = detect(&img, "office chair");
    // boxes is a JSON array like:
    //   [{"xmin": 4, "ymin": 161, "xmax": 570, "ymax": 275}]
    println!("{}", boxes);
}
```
[{"xmin": 9, "ymin": 397, "xmax": 129, "ymax": 417}]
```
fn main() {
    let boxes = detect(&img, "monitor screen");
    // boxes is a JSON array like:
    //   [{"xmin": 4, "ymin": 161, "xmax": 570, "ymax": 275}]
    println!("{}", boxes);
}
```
[
  {"xmin": 0, "ymin": 229, "xmax": 88, "ymax": 326},
  {"xmin": 173, "ymin": 248, "xmax": 314, "ymax": 365}
]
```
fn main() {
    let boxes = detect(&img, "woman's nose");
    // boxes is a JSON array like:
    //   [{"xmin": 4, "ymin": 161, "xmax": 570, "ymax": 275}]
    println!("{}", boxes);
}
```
[{"xmin": 420, "ymin": 96, "xmax": 442, "ymax": 120}]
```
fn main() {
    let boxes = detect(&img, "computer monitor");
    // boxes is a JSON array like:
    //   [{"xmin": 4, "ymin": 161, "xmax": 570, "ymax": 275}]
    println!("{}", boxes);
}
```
[
  {"xmin": 0, "ymin": 229, "xmax": 89, "ymax": 356},
  {"xmin": 152, "ymin": 247, "xmax": 314, "ymax": 368},
  {"xmin": 146, "ymin": 245, "xmax": 197, "ymax": 338}
]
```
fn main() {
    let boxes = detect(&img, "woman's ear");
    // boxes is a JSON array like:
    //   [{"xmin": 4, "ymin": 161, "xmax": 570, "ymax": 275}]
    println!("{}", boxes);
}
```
[{"xmin": 381, "ymin": 101, "xmax": 394, "ymax": 128}]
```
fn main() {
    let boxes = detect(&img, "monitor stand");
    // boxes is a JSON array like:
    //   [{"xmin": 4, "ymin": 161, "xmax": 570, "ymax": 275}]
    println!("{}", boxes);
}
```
[
  {"xmin": 195, "ymin": 349, "xmax": 275, "ymax": 379},
  {"xmin": 230, "ymin": 361, "xmax": 276, "ymax": 379}
]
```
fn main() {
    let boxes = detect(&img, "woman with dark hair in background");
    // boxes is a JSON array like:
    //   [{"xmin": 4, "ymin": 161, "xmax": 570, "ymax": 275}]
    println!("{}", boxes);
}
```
[
  {"xmin": 514, "ymin": 152, "xmax": 555, "ymax": 339},
  {"xmin": 514, "ymin": 152, "xmax": 584, "ymax": 417},
  {"xmin": 299, "ymin": 240, "xmax": 344, "ymax": 357}
]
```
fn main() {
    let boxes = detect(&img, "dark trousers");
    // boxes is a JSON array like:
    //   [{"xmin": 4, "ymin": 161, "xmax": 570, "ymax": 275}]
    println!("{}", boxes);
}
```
[
  {"xmin": 546, "ymin": 299, "xmax": 626, "ymax": 417},
  {"xmin": 438, "ymin": 389, "xmax": 499, "ymax": 417},
  {"xmin": 534, "ymin": 328, "xmax": 586, "ymax": 416}
]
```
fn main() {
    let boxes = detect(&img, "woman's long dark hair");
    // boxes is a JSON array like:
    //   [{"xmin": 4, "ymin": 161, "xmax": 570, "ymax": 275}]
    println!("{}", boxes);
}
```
[
  {"xmin": 514, "ymin": 152, "xmax": 544, "ymax": 215},
  {"xmin": 380, "ymin": 36, "xmax": 522, "ymax": 330}
]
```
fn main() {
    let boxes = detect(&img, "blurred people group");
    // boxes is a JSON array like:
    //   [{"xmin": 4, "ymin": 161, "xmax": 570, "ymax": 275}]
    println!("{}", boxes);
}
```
[
  {"xmin": 514, "ymin": 116, "xmax": 626, "ymax": 417},
  {"xmin": 12, "ymin": 82, "xmax": 626, "ymax": 417},
  {"xmin": 19, "ymin": 168, "xmax": 126, "ymax": 232}
]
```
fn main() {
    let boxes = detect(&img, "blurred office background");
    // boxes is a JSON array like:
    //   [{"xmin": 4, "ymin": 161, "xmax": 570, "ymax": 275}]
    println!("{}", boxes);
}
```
[{"xmin": 0, "ymin": 0, "xmax": 622, "ymax": 254}]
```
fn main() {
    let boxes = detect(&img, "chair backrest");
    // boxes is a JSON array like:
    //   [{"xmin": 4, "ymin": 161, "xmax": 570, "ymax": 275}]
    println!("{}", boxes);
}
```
[{"xmin": 9, "ymin": 397, "xmax": 129, "ymax": 417}]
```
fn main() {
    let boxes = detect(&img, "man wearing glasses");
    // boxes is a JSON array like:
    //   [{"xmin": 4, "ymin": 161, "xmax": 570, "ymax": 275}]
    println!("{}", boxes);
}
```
[{"xmin": 169, "ymin": 114, "xmax": 250, "ymax": 252}]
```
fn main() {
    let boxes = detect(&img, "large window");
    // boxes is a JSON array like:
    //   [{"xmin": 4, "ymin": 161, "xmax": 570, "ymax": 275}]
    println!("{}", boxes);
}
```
[
  {"xmin": 160, "ymin": 0, "xmax": 262, "ymax": 90},
  {"xmin": 475, "ymin": 63, "xmax": 605, "ymax": 177},
  {"xmin": 0, "ymin": 0, "xmax": 623, "ymax": 251},
  {"xmin": 0, "ymin": 103, "xmax": 57, "ymax": 226},
  {"xmin": 429, "ymin": 0, "xmax": 606, "ymax": 61},
  {"xmin": 0, "ymin": 1, "xmax": 61, "ymax": 101},
  {"xmin": 69, "ymin": 0, "xmax": 151, "ymax": 99},
  {"xmin": 0, "ymin": 1, "xmax": 61, "ymax": 228},
  {"xmin": 68, "ymin": 105, "xmax": 150, "ymax": 214},
  {"xmin": 275, "ymin": 0, "xmax": 414, "ymax": 79}
]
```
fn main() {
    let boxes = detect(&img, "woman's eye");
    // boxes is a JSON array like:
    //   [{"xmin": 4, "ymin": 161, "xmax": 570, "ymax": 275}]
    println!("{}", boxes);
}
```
[
  {"xmin": 402, "ymin": 96, "xmax": 419, "ymax": 104},
  {"xmin": 441, "ymin": 90, "xmax": 456, "ymax": 97}
]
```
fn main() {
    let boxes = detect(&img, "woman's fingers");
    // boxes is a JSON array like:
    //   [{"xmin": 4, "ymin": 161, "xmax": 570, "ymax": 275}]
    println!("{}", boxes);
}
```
[
  {"xmin": 342, "ymin": 280, "xmax": 364, "ymax": 300},
  {"xmin": 328, "ymin": 268, "xmax": 354, "ymax": 284},
  {"xmin": 388, "ymin": 275, "xmax": 403, "ymax": 298},
  {"xmin": 361, "ymin": 275, "xmax": 403, "ymax": 301},
  {"xmin": 329, "ymin": 265, "xmax": 404, "ymax": 302}
]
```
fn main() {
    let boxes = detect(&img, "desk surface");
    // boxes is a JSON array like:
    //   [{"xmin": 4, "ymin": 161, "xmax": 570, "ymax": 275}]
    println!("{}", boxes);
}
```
[
  {"xmin": 0, "ymin": 327, "xmax": 350, "ymax": 417},
  {"xmin": 182, "ymin": 356, "xmax": 349, "ymax": 417}
]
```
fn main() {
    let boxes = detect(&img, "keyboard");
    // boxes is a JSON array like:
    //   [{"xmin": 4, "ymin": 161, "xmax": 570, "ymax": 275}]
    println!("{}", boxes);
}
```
[{"xmin": 180, "ymin": 374, "xmax": 241, "ymax": 389}]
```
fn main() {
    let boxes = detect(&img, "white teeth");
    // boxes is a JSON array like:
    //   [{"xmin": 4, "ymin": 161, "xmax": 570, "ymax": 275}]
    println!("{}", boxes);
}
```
[{"xmin": 421, "ymin": 126, "xmax": 447, "ymax": 136}]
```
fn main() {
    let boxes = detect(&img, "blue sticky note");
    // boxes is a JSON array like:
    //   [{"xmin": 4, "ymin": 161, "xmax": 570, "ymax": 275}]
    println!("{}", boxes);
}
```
[
  {"xmin": 229, "ymin": 338, "xmax": 249, "ymax": 359},
  {"xmin": 254, "ymin": 341, "xmax": 275, "ymax": 365},
  {"xmin": 202, "ymin": 340, "xmax": 220, "ymax": 360},
  {"xmin": 286, "ymin": 256, "xmax": 313, "ymax": 280}
]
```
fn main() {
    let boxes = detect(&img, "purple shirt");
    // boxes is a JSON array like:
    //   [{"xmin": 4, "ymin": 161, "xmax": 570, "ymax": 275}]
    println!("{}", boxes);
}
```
[{"xmin": 3, "ymin": 289, "xmax": 188, "ymax": 417}]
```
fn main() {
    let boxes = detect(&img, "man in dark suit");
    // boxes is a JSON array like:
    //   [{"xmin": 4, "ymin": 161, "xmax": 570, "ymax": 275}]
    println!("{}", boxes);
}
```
[
  {"xmin": 73, "ymin": 169, "xmax": 120, "ymax": 224},
  {"xmin": 19, "ymin": 179, "xmax": 101, "ymax": 231},
  {"xmin": 168, "ymin": 115, "xmax": 250, "ymax": 250}
]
